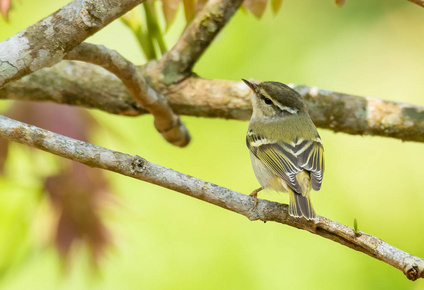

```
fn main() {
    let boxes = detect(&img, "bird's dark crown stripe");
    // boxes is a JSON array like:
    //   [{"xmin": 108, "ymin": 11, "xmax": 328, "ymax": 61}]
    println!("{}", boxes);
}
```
[{"xmin": 257, "ymin": 88, "xmax": 299, "ymax": 115}]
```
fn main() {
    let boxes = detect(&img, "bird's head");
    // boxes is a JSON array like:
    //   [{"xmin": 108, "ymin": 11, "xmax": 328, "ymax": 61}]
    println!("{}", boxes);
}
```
[{"xmin": 242, "ymin": 79, "xmax": 307, "ymax": 120}]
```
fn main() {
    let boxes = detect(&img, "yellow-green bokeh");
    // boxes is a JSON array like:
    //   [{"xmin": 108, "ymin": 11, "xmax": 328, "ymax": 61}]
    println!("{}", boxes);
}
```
[{"xmin": 1, "ymin": 0, "xmax": 424, "ymax": 289}]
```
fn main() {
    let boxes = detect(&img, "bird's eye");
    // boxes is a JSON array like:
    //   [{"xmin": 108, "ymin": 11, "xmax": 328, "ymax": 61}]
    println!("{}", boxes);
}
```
[{"xmin": 263, "ymin": 97, "xmax": 273, "ymax": 105}]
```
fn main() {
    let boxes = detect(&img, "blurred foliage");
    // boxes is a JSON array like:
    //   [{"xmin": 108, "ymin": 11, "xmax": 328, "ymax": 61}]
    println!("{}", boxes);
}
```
[
  {"xmin": 121, "ymin": 2, "xmax": 168, "ymax": 60},
  {"xmin": 0, "ymin": 0, "xmax": 11, "ymax": 21},
  {"xmin": 1, "ymin": 0, "xmax": 424, "ymax": 289},
  {"xmin": 44, "ymin": 162, "xmax": 111, "ymax": 268},
  {"xmin": 335, "ymin": 0, "xmax": 346, "ymax": 7},
  {"xmin": 120, "ymin": 0, "xmax": 286, "ymax": 60},
  {"xmin": 0, "ymin": 102, "xmax": 113, "ymax": 270}
]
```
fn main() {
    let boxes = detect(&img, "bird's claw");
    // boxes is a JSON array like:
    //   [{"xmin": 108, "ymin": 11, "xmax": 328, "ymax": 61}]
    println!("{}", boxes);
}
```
[
  {"xmin": 249, "ymin": 187, "xmax": 262, "ymax": 208},
  {"xmin": 250, "ymin": 192, "xmax": 258, "ymax": 207}
]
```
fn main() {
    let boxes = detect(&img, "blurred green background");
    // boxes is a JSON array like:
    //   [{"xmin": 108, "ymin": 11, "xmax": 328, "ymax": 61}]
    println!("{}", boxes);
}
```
[{"xmin": 1, "ymin": 0, "xmax": 424, "ymax": 289}]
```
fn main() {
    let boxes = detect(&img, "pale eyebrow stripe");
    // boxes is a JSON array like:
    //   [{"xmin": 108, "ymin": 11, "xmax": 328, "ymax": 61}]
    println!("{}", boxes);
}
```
[{"xmin": 258, "ymin": 88, "xmax": 298, "ymax": 115}]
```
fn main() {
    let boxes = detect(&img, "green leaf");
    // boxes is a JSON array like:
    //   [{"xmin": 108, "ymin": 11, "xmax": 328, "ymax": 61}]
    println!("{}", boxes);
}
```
[
  {"xmin": 353, "ymin": 218, "xmax": 359, "ymax": 235},
  {"xmin": 271, "ymin": 0, "xmax": 283, "ymax": 14},
  {"xmin": 145, "ymin": 2, "xmax": 167, "ymax": 56},
  {"xmin": 120, "ymin": 8, "xmax": 142, "ymax": 31}
]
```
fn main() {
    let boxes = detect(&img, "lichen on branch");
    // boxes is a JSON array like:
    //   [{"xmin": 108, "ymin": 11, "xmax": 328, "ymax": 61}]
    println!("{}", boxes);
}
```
[{"xmin": 0, "ymin": 0, "xmax": 146, "ymax": 88}]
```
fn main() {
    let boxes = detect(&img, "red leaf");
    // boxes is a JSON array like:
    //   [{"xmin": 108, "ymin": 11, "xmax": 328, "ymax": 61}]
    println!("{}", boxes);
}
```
[
  {"xmin": 4, "ymin": 102, "xmax": 96, "ymax": 141},
  {"xmin": 183, "ymin": 0, "xmax": 195, "ymax": 23},
  {"xmin": 3, "ymin": 102, "xmax": 111, "ymax": 265},
  {"xmin": 0, "ymin": 0, "xmax": 11, "ymax": 21},
  {"xmin": 45, "ymin": 162, "xmax": 112, "ymax": 266},
  {"xmin": 335, "ymin": 0, "xmax": 346, "ymax": 7},
  {"xmin": 161, "ymin": 0, "xmax": 181, "ymax": 29},
  {"xmin": 2, "ymin": 102, "xmax": 97, "ymax": 175},
  {"xmin": 244, "ymin": 0, "xmax": 268, "ymax": 19}
]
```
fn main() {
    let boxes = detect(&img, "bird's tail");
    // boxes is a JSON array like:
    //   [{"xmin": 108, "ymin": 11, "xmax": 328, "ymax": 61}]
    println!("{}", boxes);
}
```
[{"xmin": 289, "ymin": 192, "xmax": 316, "ymax": 220}]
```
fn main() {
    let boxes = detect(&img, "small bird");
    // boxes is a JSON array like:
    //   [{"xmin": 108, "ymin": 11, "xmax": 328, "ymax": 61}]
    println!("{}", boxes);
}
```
[{"xmin": 243, "ymin": 79, "xmax": 324, "ymax": 220}]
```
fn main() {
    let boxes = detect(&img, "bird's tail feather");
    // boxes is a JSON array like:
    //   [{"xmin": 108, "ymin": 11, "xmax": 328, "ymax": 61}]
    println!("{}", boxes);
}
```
[{"xmin": 289, "ymin": 192, "xmax": 316, "ymax": 220}]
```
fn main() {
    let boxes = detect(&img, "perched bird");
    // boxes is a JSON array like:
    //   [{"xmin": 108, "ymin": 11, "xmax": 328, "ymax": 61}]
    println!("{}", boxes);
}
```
[{"xmin": 243, "ymin": 79, "xmax": 324, "ymax": 220}]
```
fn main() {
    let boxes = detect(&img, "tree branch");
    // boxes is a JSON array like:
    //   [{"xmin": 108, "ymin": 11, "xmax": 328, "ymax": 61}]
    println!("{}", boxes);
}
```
[
  {"xmin": 0, "ymin": 114, "xmax": 423, "ymax": 281},
  {"xmin": 65, "ymin": 43, "xmax": 190, "ymax": 147},
  {"xmin": 152, "ymin": 0, "xmax": 244, "ymax": 84},
  {"xmin": 408, "ymin": 0, "xmax": 424, "ymax": 8},
  {"xmin": 2, "ymin": 61, "xmax": 424, "ymax": 143},
  {"xmin": 0, "ymin": 0, "xmax": 145, "ymax": 88}
]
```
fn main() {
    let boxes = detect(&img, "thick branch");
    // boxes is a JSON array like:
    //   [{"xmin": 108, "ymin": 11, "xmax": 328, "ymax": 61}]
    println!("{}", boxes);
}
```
[
  {"xmin": 0, "ymin": 0, "xmax": 145, "ymax": 88},
  {"xmin": 2, "ymin": 61, "xmax": 424, "ymax": 143},
  {"xmin": 0, "ymin": 114, "xmax": 423, "ymax": 281},
  {"xmin": 153, "ymin": 0, "xmax": 244, "ymax": 84},
  {"xmin": 66, "ymin": 43, "xmax": 190, "ymax": 147}
]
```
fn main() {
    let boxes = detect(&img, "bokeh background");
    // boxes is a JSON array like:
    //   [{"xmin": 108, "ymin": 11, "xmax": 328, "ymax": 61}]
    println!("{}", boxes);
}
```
[{"xmin": 1, "ymin": 0, "xmax": 424, "ymax": 289}]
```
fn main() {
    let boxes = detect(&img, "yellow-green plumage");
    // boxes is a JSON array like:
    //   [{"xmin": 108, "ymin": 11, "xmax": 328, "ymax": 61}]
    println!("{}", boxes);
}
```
[{"xmin": 243, "ymin": 80, "xmax": 325, "ymax": 220}]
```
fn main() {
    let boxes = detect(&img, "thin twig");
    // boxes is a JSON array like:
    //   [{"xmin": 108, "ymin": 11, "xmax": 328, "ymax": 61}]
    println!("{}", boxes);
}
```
[
  {"xmin": 2, "ymin": 61, "xmax": 424, "ymax": 143},
  {"xmin": 0, "ymin": 0, "xmax": 145, "ymax": 88},
  {"xmin": 65, "ymin": 43, "xmax": 190, "ymax": 147},
  {"xmin": 153, "ymin": 0, "xmax": 244, "ymax": 84},
  {"xmin": 0, "ymin": 114, "xmax": 423, "ymax": 281}
]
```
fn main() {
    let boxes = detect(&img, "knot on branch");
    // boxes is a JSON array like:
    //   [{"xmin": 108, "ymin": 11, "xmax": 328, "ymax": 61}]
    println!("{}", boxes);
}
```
[
  {"xmin": 403, "ymin": 256, "xmax": 424, "ymax": 281},
  {"xmin": 79, "ymin": 1, "xmax": 106, "ymax": 29},
  {"xmin": 406, "ymin": 266, "xmax": 419, "ymax": 281},
  {"xmin": 131, "ymin": 156, "xmax": 146, "ymax": 174}
]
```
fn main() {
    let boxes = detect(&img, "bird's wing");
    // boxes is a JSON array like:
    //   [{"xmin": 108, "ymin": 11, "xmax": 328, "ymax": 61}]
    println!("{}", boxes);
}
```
[
  {"xmin": 247, "ymin": 134, "xmax": 324, "ymax": 193},
  {"xmin": 296, "ymin": 139, "xmax": 324, "ymax": 191}
]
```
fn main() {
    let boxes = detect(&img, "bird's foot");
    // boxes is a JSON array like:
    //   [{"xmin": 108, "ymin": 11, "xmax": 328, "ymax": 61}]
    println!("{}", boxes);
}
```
[{"xmin": 249, "ymin": 187, "xmax": 262, "ymax": 208}]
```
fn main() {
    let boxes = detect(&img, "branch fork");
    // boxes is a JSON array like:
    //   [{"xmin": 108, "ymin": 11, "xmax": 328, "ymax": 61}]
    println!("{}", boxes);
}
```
[
  {"xmin": 65, "ymin": 43, "xmax": 190, "ymax": 147},
  {"xmin": 1, "ymin": 0, "xmax": 424, "ymax": 281}
]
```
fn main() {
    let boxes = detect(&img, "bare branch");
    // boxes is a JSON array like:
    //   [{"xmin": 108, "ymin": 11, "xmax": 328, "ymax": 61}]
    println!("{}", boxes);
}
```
[
  {"xmin": 66, "ymin": 43, "xmax": 190, "ymax": 147},
  {"xmin": 2, "ymin": 61, "xmax": 424, "ymax": 143},
  {"xmin": 0, "ymin": 0, "xmax": 145, "ymax": 88},
  {"xmin": 0, "ymin": 62, "xmax": 142, "ymax": 115},
  {"xmin": 293, "ymin": 84, "xmax": 424, "ymax": 143},
  {"xmin": 153, "ymin": 0, "xmax": 244, "ymax": 84},
  {"xmin": 0, "ymin": 114, "xmax": 423, "ymax": 281},
  {"xmin": 408, "ymin": 0, "xmax": 424, "ymax": 8}
]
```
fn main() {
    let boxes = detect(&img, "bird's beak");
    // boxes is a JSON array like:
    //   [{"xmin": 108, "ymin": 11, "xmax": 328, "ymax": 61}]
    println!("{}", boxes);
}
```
[{"xmin": 242, "ymin": 79, "xmax": 258, "ymax": 92}]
